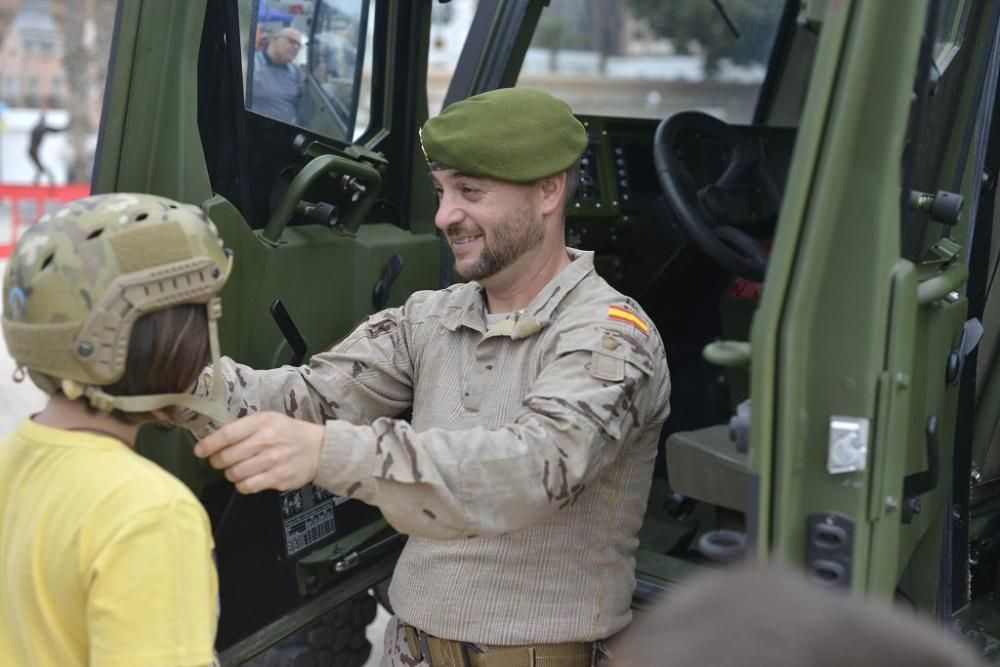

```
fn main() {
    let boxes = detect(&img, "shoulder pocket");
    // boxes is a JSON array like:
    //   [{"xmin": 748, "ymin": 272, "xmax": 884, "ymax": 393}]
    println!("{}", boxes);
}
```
[{"xmin": 556, "ymin": 327, "xmax": 654, "ymax": 383}]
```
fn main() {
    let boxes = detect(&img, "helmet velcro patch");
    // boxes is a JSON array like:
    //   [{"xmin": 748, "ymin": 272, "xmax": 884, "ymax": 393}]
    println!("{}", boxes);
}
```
[
  {"xmin": 1, "ymin": 319, "xmax": 82, "ymax": 378},
  {"xmin": 108, "ymin": 221, "xmax": 191, "ymax": 273}
]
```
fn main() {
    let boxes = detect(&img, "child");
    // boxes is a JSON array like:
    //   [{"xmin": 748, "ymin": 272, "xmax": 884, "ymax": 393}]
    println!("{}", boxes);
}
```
[{"xmin": 0, "ymin": 193, "xmax": 232, "ymax": 666}]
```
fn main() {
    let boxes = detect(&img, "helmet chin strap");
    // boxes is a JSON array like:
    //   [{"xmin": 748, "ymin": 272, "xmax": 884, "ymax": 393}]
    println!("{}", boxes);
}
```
[{"xmin": 82, "ymin": 297, "xmax": 233, "ymax": 426}]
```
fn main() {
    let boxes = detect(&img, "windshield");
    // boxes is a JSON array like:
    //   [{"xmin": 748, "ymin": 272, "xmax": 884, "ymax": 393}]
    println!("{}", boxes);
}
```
[{"xmin": 517, "ymin": 0, "xmax": 785, "ymax": 123}]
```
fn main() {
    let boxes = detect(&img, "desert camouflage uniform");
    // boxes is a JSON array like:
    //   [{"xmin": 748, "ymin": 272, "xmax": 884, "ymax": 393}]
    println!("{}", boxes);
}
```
[
  {"xmin": 191, "ymin": 249, "xmax": 670, "ymax": 651},
  {"xmin": 383, "ymin": 616, "xmax": 427, "ymax": 667}
]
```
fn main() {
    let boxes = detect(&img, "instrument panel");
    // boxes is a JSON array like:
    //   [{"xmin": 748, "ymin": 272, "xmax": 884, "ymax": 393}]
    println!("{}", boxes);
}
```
[{"xmin": 570, "ymin": 116, "xmax": 662, "ymax": 220}]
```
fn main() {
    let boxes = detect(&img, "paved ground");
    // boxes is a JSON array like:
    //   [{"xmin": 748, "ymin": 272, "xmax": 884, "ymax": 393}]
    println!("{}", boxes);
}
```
[
  {"xmin": 0, "ymin": 258, "xmax": 388, "ymax": 664},
  {"xmin": 365, "ymin": 612, "xmax": 390, "ymax": 666}
]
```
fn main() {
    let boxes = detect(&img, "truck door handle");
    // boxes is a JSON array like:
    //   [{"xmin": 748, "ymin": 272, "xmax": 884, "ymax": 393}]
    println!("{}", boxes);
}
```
[
  {"xmin": 946, "ymin": 318, "xmax": 984, "ymax": 385},
  {"xmin": 270, "ymin": 298, "xmax": 309, "ymax": 366},
  {"xmin": 372, "ymin": 254, "xmax": 403, "ymax": 310}
]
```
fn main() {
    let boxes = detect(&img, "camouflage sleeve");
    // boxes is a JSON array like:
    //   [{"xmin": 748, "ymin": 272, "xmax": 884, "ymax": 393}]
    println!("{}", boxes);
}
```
[
  {"xmin": 179, "ymin": 307, "xmax": 417, "ymax": 436},
  {"xmin": 313, "ymin": 324, "xmax": 670, "ymax": 539}
]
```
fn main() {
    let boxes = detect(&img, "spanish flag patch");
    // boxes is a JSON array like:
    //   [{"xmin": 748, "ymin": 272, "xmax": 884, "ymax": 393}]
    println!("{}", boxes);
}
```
[{"xmin": 608, "ymin": 305, "xmax": 649, "ymax": 334}]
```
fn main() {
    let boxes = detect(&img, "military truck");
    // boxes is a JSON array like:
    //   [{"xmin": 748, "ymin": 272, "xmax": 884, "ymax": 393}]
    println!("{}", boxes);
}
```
[{"xmin": 92, "ymin": 0, "xmax": 1000, "ymax": 662}]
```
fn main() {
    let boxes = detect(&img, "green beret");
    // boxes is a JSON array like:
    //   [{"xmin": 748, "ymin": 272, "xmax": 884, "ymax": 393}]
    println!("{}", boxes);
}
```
[{"xmin": 419, "ymin": 88, "xmax": 588, "ymax": 182}]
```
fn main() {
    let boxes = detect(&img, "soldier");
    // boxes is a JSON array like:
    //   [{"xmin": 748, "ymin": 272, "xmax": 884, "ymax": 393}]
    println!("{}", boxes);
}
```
[
  {"xmin": 0, "ymin": 194, "xmax": 232, "ymax": 666},
  {"xmin": 190, "ymin": 88, "xmax": 671, "ymax": 667},
  {"xmin": 612, "ymin": 564, "xmax": 985, "ymax": 667}
]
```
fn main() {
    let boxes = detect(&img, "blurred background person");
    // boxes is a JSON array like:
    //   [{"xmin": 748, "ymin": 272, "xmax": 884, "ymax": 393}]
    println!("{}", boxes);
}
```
[
  {"xmin": 28, "ymin": 111, "xmax": 66, "ymax": 185},
  {"xmin": 251, "ymin": 26, "xmax": 306, "ymax": 124},
  {"xmin": 612, "ymin": 565, "xmax": 984, "ymax": 667}
]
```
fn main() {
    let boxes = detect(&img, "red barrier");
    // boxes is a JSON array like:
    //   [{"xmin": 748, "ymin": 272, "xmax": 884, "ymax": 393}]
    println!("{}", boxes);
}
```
[{"xmin": 0, "ymin": 184, "xmax": 91, "ymax": 258}]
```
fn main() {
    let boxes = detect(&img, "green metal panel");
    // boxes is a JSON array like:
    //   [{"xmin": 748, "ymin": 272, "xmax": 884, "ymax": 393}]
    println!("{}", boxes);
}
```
[
  {"xmin": 890, "ymin": 297, "xmax": 967, "ymax": 607},
  {"xmin": 751, "ymin": 0, "xmax": 930, "ymax": 594},
  {"xmin": 748, "ymin": 0, "xmax": 855, "ymax": 557},
  {"xmin": 863, "ymin": 262, "xmax": 917, "ymax": 594},
  {"xmin": 866, "ymin": 263, "xmax": 968, "ymax": 598},
  {"xmin": 94, "ymin": 0, "xmax": 212, "ymax": 201},
  {"xmin": 205, "ymin": 196, "xmax": 440, "ymax": 365}
]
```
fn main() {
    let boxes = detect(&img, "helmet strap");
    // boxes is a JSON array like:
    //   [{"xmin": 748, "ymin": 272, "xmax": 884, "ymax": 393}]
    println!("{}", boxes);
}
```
[{"xmin": 61, "ymin": 379, "xmax": 85, "ymax": 400}]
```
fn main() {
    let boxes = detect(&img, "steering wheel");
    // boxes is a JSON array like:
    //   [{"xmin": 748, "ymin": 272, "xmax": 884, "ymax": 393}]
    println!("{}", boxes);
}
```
[{"xmin": 654, "ymin": 111, "xmax": 781, "ymax": 282}]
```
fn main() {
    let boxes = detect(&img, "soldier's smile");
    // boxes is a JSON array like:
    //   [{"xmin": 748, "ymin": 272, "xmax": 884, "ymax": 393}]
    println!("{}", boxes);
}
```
[
  {"xmin": 449, "ymin": 234, "xmax": 483, "ymax": 251},
  {"xmin": 446, "ymin": 226, "xmax": 485, "ymax": 254}
]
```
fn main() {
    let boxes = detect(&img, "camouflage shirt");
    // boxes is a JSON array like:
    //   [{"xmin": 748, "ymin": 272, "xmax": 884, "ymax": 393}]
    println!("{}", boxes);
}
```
[{"xmin": 197, "ymin": 249, "xmax": 670, "ymax": 644}]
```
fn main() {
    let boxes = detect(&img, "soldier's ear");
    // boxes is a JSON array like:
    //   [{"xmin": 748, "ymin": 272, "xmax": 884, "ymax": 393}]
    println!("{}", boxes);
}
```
[{"xmin": 539, "ymin": 172, "xmax": 567, "ymax": 216}]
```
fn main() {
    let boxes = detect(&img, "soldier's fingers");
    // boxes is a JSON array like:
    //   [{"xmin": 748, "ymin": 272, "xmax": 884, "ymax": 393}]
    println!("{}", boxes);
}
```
[
  {"xmin": 223, "ymin": 449, "xmax": 278, "ymax": 485},
  {"xmin": 235, "ymin": 471, "xmax": 277, "ymax": 495},
  {"xmin": 194, "ymin": 412, "xmax": 273, "ymax": 458},
  {"xmin": 207, "ymin": 434, "xmax": 272, "ymax": 471}
]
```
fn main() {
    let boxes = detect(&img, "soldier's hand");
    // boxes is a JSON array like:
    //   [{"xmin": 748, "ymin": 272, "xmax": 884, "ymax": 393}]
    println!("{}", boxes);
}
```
[{"xmin": 193, "ymin": 412, "xmax": 324, "ymax": 494}]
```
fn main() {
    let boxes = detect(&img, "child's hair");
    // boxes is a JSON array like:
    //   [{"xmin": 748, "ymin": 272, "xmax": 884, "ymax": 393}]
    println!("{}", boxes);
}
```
[{"xmin": 96, "ymin": 304, "xmax": 210, "ymax": 423}]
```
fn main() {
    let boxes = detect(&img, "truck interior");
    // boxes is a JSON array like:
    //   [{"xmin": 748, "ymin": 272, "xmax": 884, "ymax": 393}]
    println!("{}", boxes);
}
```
[{"xmin": 95, "ymin": 0, "xmax": 1000, "ymax": 662}]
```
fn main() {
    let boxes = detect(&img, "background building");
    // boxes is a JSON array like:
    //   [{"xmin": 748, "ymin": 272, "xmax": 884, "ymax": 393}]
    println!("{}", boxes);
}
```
[{"xmin": 0, "ymin": 0, "xmax": 66, "ymax": 109}]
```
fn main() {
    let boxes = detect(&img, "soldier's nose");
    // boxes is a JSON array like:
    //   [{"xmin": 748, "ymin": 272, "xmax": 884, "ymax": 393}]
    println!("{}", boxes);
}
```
[{"xmin": 434, "ymin": 199, "xmax": 463, "ymax": 231}]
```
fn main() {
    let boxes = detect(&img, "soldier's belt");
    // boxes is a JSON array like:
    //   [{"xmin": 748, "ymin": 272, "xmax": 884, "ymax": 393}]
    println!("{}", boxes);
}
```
[{"xmin": 403, "ymin": 623, "xmax": 600, "ymax": 667}]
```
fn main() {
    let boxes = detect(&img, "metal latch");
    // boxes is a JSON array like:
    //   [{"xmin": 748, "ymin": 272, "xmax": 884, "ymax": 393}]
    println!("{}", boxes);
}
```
[{"xmin": 827, "ymin": 416, "xmax": 870, "ymax": 474}]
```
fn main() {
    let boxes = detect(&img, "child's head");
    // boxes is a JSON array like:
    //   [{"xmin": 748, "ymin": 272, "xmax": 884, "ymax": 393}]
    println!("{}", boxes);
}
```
[
  {"xmin": 2, "ymin": 193, "xmax": 231, "ymax": 423},
  {"xmin": 92, "ymin": 304, "xmax": 211, "ymax": 423},
  {"xmin": 613, "ymin": 564, "xmax": 984, "ymax": 667}
]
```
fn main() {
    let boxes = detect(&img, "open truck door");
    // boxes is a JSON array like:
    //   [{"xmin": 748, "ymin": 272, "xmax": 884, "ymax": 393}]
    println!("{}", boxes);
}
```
[{"xmin": 746, "ymin": 0, "xmax": 983, "ymax": 609}]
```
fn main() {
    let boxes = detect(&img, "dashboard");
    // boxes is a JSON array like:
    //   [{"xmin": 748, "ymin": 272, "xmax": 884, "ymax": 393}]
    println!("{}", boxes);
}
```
[{"xmin": 566, "ymin": 115, "xmax": 795, "ymax": 289}]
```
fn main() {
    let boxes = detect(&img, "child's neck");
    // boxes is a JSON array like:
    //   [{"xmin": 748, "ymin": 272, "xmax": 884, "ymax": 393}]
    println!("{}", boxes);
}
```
[{"xmin": 33, "ymin": 393, "xmax": 141, "ymax": 449}]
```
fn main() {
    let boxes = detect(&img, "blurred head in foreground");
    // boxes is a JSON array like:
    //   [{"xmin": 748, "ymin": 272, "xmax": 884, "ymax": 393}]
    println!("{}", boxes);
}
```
[{"xmin": 612, "ymin": 565, "xmax": 983, "ymax": 667}]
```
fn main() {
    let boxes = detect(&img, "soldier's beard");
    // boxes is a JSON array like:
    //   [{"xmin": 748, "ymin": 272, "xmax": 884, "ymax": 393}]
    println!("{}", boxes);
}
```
[{"xmin": 451, "ymin": 205, "xmax": 544, "ymax": 282}]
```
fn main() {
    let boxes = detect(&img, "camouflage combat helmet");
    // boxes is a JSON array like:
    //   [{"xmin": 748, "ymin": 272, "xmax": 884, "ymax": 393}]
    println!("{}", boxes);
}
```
[{"xmin": 2, "ymin": 192, "xmax": 233, "ymax": 423}]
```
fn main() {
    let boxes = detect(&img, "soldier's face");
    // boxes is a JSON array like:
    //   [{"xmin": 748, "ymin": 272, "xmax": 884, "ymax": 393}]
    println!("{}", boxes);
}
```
[{"xmin": 432, "ymin": 171, "xmax": 545, "ymax": 282}]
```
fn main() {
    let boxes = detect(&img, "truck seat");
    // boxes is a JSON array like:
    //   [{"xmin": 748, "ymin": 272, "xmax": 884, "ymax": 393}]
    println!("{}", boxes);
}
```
[{"xmin": 666, "ymin": 425, "xmax": 751, "ymax": 512}]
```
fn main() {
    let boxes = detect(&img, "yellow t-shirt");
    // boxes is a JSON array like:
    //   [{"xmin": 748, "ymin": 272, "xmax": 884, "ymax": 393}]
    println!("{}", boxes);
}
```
[{"xmin": 0, "ymin": 419, "xmax": 218, "ymax": 666}]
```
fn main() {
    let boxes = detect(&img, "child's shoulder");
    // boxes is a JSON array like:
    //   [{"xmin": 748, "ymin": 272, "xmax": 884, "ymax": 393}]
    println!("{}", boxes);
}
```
[{"xmin": 81, "ymin": 442, "xmax": 206, "ymax": 521}]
